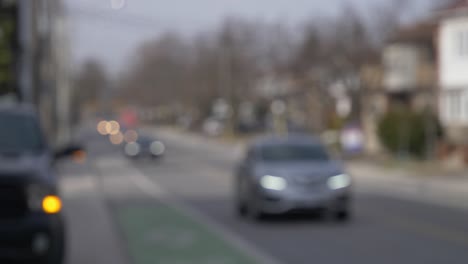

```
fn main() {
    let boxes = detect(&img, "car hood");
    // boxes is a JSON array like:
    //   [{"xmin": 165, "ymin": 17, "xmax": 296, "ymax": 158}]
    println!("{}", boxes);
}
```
[
  {"xmin": 254, "ymin": 161, "xmax": 344, "ymax": 181},
  {"xmin": 0, "ymin": 152, "xmax": 55, "ymax": 184}
]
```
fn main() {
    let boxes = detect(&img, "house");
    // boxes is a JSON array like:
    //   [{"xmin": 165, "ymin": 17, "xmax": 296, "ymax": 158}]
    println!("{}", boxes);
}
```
[
  {"xmin": 437, "ymin": 0, "xmax": 468, "ymax": 144},
  {"xmin": 254, "ymin": 72, "xmax": 339, "ymax": 134},
  {"xmin": 382, "ymin": 22, "xmax": 438, "ymax": 111},
  {"xmin": 359, "ymin": 22, "xmax": 438, "ymax": 155}
]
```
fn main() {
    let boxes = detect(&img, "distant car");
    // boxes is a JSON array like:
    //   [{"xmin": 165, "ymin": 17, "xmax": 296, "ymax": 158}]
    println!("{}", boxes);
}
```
[
  {"xmin": 235, "ymin": 134, "xmax": 351, "ymax": 221},
  {"xmin": 124, "ymin": 135, "xmax": 165, "ymax": 159},
  {"xmin": 0, "ymin": 105, "xmax": 81, "ymax": 264}
]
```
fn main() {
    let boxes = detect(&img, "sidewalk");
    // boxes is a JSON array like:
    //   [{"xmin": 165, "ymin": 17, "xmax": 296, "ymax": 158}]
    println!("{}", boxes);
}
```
[
  {"xmin": 58, "ymin": 161, "xmax": 130, "ymax": 264},
  {"xmin": 148, "ymin": 126, "xmax": 468, "ymax": 211},
  {"xmin": 347, "ymin": 161, "xmax": 468, "ymax": 210}
]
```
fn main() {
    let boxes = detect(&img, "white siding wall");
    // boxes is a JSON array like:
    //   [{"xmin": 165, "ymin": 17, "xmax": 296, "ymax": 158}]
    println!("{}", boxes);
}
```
[
  {"xmin": 439, "ymin": 17, "xmax": 468, "ymax": 89},
  {"xmin": 439, "ymin": 16, "xmax": 468, "ymax": 126},
  {"xmin": 440, "ymin": 90, "xmax": 468, "ymax": 125}
]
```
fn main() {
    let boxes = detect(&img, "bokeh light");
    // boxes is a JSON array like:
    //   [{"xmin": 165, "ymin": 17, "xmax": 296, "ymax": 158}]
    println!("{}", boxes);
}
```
[
  {"xmin": 124, "ymin": 142, "xmax": 140, "ymax": 156},
  {"xmin": 97, "ymin": 121, "xmax": 109, "ymax": 135},
  {"xmin": 108, "ymin": 120, "xmax": 121, "ymax": 135},
  {"xmin": 150, "ymin": 141, "xmax": 165, "ymax": 155},
  {"xmin": 124, "ymin": 130, "xmax": 138, "ymax": 143},
  {"xmin": 110, "ymin": 132, "xmax": 124, "ymax": 145}
]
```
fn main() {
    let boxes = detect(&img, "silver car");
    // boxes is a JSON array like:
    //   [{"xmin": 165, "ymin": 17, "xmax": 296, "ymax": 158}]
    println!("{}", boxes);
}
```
[{"xmin": 235, "ymin": 135, "xmax": 352, "ymax": 221}]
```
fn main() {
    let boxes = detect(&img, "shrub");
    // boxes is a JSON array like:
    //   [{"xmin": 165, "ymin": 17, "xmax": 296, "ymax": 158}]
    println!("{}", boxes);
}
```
[{"xmin": 378, "ymin": 107, "xmax": 443, "ymax": 158}]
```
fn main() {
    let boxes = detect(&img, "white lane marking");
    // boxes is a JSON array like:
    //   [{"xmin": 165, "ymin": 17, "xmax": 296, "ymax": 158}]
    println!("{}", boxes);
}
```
[
  {"xmin": 103, "ymin": 157, "xmax": 283, "ymax": 264},
  {"xmin": 60, "ymin": 175, "xmax": 98, "ymax": 198}
]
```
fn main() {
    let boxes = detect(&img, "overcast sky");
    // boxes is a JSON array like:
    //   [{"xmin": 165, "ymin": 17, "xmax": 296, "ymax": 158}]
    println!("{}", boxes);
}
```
[{"xmin": 65, "ymin": 0, "xmax": 434, "ymax": 74}]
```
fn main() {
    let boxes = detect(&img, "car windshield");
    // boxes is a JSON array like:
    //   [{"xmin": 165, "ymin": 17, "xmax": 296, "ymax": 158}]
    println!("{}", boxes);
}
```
[
  {"xmin": 0, "ymin": 112, "xmax": 45, "ymax": 154},
  {"xmin": 260, "ymin": 144, "xmax": 329, "ymax": 162}
]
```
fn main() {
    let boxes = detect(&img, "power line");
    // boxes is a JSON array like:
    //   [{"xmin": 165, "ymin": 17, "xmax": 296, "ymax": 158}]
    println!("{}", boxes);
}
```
[{"xmin": 66, "ymin": 5, "xmax": 166, "ymax": 29}]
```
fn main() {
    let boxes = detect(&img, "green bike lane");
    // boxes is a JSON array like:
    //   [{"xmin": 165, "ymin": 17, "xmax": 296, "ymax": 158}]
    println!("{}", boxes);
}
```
[
  {"xmin": 115, "ymin": 202, "xmax": 257, "ymax": 264},
  {"xmin": 94, "ymin": 156, "xmax": 263, "ymax": 264}
]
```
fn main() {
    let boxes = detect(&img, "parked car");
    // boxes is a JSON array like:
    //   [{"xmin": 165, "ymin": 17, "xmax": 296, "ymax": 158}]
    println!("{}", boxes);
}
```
[
  {"xmin": 124, "ymin": 134, "xmax": 165, "ymax": 159},
  {"xmin": 235, "ymin": 134, "xmax": 352, "ymax": 221},
  {"xmin": 0, "ymin": 104, "xmax": 82, "ymax": 264}
]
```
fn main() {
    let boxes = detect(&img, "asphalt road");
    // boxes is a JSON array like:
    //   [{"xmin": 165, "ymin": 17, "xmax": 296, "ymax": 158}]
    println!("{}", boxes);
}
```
[{"xmin": 59, "ymin": 127, "xmax": 468, "ymax": 264}]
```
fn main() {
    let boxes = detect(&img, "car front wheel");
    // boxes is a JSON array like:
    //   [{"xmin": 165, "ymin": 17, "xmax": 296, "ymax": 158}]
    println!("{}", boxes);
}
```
[
  {"xmin": 334, "ymin": 209, "xmax": 351, "ymax": 222},
  {"xmin": 40, "ymin": 228, "xmax": 65, "ymax": 264},
  {"xmin": 246, "ymin": 190, "xmax": 265, "ymax": 221}
]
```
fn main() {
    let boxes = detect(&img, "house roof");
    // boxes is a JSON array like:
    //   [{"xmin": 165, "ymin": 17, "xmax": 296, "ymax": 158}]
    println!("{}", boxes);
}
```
[
  {"xmin": 387, "ymin": 22, "xmax": 437, "ymax": 45},
  {"xmin": 439, "ymin": 0, "xmax": 468, "ymax": 11},
  {"xmin": 435, "ymin": 0, "xmax": 468, "ymax": 18}
]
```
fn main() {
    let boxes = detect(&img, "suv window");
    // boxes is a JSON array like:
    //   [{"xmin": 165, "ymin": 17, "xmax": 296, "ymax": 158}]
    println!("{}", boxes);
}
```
[{"xmin": 0, "ymin": 112, "xmax": 45, "ymax": 154}]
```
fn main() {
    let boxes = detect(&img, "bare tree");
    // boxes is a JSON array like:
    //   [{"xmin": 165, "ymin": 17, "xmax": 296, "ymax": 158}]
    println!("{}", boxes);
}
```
[
  {"xmin": 119, "ymin": 32, "xmax": 191, "ymax": 107},
  {"xmin": 116, "ymin": 1, "xmax": 421, "ymax": 132},
  {"xmin": 72, "ymin": 59, "xmax": 109, "ymax": 120}
]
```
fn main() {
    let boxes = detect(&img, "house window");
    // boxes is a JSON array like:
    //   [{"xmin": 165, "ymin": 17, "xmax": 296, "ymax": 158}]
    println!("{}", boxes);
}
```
[
  {"xmin": 450, "ymin": 92, "xmax": 461, "ymax": 120},
  {"xmin": 443, "ymin": 91, "xmax": 468, "ymax": 124},
  {"xmin": 455, "ymin": 30, "xmax": 468, "ymax": 57}
]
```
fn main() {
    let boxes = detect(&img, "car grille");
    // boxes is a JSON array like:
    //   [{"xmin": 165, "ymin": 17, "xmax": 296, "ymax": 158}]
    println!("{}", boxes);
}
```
[
  {"xmin": 291, "ymin": 175, "xmax": 324, "ymax": 185},
  {"xmin": 290, "ymin": 176, "xmax": 328, "ymax": 192},
  {"xmin": 0, "ymin": 182, "xmax": 28, "ymax": 219}
]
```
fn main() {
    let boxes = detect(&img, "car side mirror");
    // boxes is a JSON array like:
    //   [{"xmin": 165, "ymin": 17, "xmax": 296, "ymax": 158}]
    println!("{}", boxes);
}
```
[{"xmin": 54, "ymin": 144, "xmax": 85, "ymax": 160}]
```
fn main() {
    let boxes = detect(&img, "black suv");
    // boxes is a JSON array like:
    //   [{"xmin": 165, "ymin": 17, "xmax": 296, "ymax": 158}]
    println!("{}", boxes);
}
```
[{"xmin": 0, "ymin": 105, "xmax": 79, "ymax": 264}]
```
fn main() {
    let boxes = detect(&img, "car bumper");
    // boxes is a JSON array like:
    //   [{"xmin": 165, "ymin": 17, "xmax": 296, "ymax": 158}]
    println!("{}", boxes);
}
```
[
  {"xmin": 126, "ymin": 150, "xmax": 163, "ymax": 158},
  {"xmin": 256, "ymin": 187, "xmax": 350, "ymax": 214},
  {"xmin": 0, "ymin": 213, "xmax": 65, "ymax": 262}
]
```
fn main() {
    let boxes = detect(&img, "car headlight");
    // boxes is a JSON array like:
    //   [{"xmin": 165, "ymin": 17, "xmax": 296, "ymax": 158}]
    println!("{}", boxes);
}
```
[
  {"xmin": 150, "ymin": 141, "xmax": 165, "ymax": 155},
  {"xmin": 125, "ymin": 142, "xmax": 140, "ymax": 156},
  {"xmin": 27, "ymin": 185, "xmax": 62, "ymax": 214},
  {"xmin": 260, "ymin": 175, "xmax": 287, "ymax": 191},
  {"xmin": 327, "ymin": 174, "xmax": 351, "ymax": 190}
]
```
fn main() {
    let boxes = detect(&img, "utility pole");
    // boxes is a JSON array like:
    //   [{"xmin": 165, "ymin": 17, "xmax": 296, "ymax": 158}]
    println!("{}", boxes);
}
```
[
  {"xmin": 0, "ymin": 0, "xmax": 18, "ymax": 98},
  {"xmin": 17, "ymin": 0, "xmax": 33, "ymax": 103},
  {"xmin": 54, "ymin": 0, "xmax": 72, "ymax": 144}
]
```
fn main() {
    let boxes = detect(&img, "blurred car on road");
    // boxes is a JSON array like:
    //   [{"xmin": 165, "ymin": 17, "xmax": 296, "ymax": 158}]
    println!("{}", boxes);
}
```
[
  {"xmin": 124, "ymin": 134, "xmax": 165, "ymax": 160},
  {"xmin": 235, "ymin": 134, "xmax": 351, "ymax": 221},
  {"xmin": 0, "ymin": 104, "xmax": 82, "ymax": 264}
]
